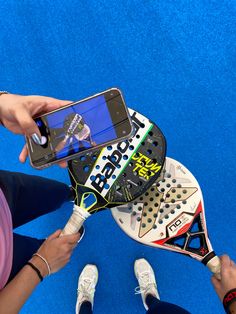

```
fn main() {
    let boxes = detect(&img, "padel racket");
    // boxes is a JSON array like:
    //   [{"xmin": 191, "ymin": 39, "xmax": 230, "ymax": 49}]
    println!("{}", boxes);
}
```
[
  {"xmin": 111, "ymin": 157, "xmax": 221, "ymax": 278},
  {"xmin": 61, "ymin": 109, "xmax": 166, "ymax": 235}
]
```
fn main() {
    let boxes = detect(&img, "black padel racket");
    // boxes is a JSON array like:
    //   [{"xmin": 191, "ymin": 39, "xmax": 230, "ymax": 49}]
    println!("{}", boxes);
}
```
[
  {"xmin": 111, "ymin": 157, "xmax": 221, "ymax": 278},
  {"xmin": 61, "ymin": 109, "xmax": 166, "ymax": 235}
]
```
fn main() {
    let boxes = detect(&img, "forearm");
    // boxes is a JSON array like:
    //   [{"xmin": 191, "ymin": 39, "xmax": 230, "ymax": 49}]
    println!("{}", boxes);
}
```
[{"xmin": 0, "ymin": 257, "xmax": 47, "ymax": 314}]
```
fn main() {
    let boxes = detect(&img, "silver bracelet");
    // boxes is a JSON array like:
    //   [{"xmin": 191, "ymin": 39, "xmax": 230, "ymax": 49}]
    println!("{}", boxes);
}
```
[
  {"xmin": 33, "ymin": 253, "xmax": 51, "ymax": 276},
  {"xmin": 0, "ymin": 91, "xmax": 9, "ymax": 96}
]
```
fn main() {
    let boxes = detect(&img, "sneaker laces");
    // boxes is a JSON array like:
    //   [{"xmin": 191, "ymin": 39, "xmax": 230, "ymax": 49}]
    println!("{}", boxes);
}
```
[
  {"xmin": 134, "ymin": 271, "xmax": 156, "ymax": 295},
  {"xmin": 77, "ymin": 277, "xmax": 96, "ymax": 301}
]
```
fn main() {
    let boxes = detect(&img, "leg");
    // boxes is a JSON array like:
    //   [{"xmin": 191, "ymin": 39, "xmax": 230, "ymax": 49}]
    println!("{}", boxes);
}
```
[
  {"xmin": 75, "ymin": 265, "xmax": 98, "ymax": 314},
  {"xmin": 0, "ymin": 170, "xmax": 72, "ymax": 228},
  {"xmin": 146, "ymin": 294, "xmax": 191, "ymax": 314},
  {"xmin": 7, "ymin": 233, "xmax": 44, "ymax": 283}
]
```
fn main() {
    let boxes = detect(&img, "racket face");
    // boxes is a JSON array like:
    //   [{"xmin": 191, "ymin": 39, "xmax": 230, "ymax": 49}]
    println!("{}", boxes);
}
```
[
  {"xmin": 111, "ymin": 157, "xmax": 214, "ymax": 262},
  {"xmin": 68, "ymin": 109, "xmax": 166, "ymax": 212}
]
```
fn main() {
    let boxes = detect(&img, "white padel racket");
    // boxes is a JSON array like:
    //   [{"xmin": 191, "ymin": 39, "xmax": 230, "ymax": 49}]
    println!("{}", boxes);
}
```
[
  {"xmin": 61, "ymin": 109, "xmax": 166, "ymax": 235},
  {"xmin": 111, "ymin": 157, "xmax": 221, "ymax": 278}
]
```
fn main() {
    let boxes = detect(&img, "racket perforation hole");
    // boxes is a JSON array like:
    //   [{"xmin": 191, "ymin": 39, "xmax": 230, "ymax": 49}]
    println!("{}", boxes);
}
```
[
  {"xmin": 162, "ymin": 179, "xmax": 166, "ymax": 183},
  {"xmin": 154, "ymin": 203, "xmax": 159, "ymax": 207},
  {"xmin": 148, "ymin": 131, "xmax": 153, "ymax": 136},
  {"xmin": 141, "ymin": 141, "xmax": 145, "ymax": 146},
  {"xmin": 143, "ymin": 213, "xmax": 147, "ymax": 217},
  {"xmin": 177, "ymin": 205, "xmax": 181, "ymax": 209},
  {"xmin": 102, "ymin": 156, "xmax": 107, "ymax": 160},
  {"xmin": 92, "ymin": 155, "xmax": 97, "ymax": 160},
  {"xmin": 182, "ymin": 200, "xmax": 187, "ymax": 204},
  {"xmin": 129, "ymin": 145, "xmax": 134, "ymax": 150},
  {"xmin": 80, "ymin": 156, "xmax": 86, "ymax": 161},
  {"xmin": 144, "ymin": 202, "xmax": 148, "ymax": 206},
  {"xmin": 140, "ymin": 123, "xmax": 145, "ymax": 128},
  {"xmin": 152, "ymin": 141, "xmax": 158, "ymax": 147},
  {"xmin": 112, "ymin": 174, "xmax": 116, "ymax": 179},
  {"xmin": 83, "ymin": 166, "xmax": 90, "ymax": 172},
  {"xmin": 123, "ymin": 155, "xmax": 128, "ymax": 160},
  {"xmin": 147, "ymin": 149, "xmax": 152, "ymax": 155},
  {"xmin": 145, "ymin": 192, "xmax": 149, "ymax": 196},
  {"xmin": 153, "ymin": 213, "xmax": 158, "ymax": 218},
  {"xmin": 177, "ymin": 184, "xmax": 182, "ymax": 188},
  {"xmin": 139, "ymin": 197, "xmax": 143, "ymax": 201},
  {"xmin": 166, "ymin": 173, "xmax": 171, "ymax": 178},
  {"xmin": 132, "ymin": 211, "xmax": 136, "ymax": 216},
  {"xmin": 138, "ymin": 181, "xmax": 143, "ymax": 186},
  {"xmin": 148, "ymin": 208, "xmax": 153, "ymax": 212},
  {"xmin": 151, "ymin": 187, "xmax": 155, "ymax": 192},
  {"xmin": 148, "ymin": 218, "xmax": 152, "ymax": 223},
  {"xmin": 129, "ymin": 162, "xmax": 133, "ymax": 167},
  {"xmin": 166, "ymin": 193, "xmax": 170, "ymax": 198},
  {"xmin": 160, "ymin": 208, "xmax": 164, "ymax": 213},
  {"xmin": 150, "ymin": 197, "xmax": 154, "ymax": 202},
  {"xmin": 134, "ymin": 201, "xmax": 138, "ymax": 205},
  {"xmin": 153, "ymin": 224, "xmax": 157, "ymax": 229},
  {"xmin": 177, "ymin": 194, "xmax": 181, "ymax": 199},
  {"xmin": 136, "ymin": 134, "xmax": 140, "ymax": 139},
  {"xmin": 141, "ymin": 223, "xmax": 146, "ymax": 227},
  {"xmin": 155, "ymin": 193, "xmax": 160, "ymax": 197},
  {"xmin": 96, "ymin": 165, "xmax": 100, "ymax": 170},
  {"xmin": 172, "ymin": 189, "xmax": 176, "ymax": 193},
  {"xmin": 137, "ymin": 217, "xmax": 141, "ymax": 222},
  {"xmin": 172, "ymin": 179, "xmax": 176, "ymax": 183},
  {"xmin": 183, "ymin": 189, "xmax": 187, "ymax": 194},
  {"xmin": 171, "ymin": 199, "xmax": 176, "ymax": 203},
  {"xmin": 166, "ymin": 183, "xmax": 171, "ymax": 188},
  {"xmin": 138, "ymin": 206, "xmax": 142, "ymax": 211},
  {"xmin": 152, "ymin": 158, "xmax": 157, "ymax": 163},
  {"xmin": 171, "ymin": 210, "xmax": 175, "ymax": 214},
  {"xmin": 164, "ymin": 215, "xmax": 169, "ymax": 219},
  {"xmin": 158, "ymin": 219, "xmax": 163, "ymax": 224},
  {"xmin": 165, "ymin": 204, "xmax": 170, "ymax": 208},
  {"xmin": 107, "ymin": 146, "xmax": 112, "ymax": 151},
  {"xmin": 161, "ymin": 188, "xmax": 165, "ymax": 192}
]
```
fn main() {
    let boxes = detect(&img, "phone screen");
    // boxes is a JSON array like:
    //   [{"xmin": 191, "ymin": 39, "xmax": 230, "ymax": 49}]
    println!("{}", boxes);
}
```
[{"xmin": 28, "ymin": 90, "xmax": 132, "ymax": 168}]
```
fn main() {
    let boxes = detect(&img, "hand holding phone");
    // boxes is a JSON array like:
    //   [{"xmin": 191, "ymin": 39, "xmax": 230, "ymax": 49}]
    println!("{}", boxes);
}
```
[{"xmin": 27, "ymin": 88, "xmax": 133, "ymax": 169}]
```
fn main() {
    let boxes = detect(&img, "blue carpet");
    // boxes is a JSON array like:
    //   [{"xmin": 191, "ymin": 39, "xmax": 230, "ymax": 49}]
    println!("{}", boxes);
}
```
[{"xmin": 0, "ymin": 1, "xmax": 235, "ymax": 313}]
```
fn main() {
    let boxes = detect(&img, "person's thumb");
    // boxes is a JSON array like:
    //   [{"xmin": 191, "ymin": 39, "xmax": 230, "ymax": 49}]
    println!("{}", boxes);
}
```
[
  {"xmin": 14, "ymin": 106, "xmax": 42, "ymax": 142},
  {"xmin": 47, "ymin": 229, "xmax": 62, "ymax": 240}
]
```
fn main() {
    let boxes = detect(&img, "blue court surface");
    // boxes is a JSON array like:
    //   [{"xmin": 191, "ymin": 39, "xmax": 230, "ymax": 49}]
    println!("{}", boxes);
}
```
[{"xmin": 0, "ymin": 1, "xmax": 235, "ymax": 313}]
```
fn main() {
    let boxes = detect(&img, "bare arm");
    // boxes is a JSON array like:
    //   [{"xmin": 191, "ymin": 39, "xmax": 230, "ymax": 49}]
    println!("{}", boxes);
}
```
[
  {"xmin": 0, "ymin": 256, "xmax": 47, "ymax": 314},
  {"xmin": 0, "ymin": 230, "xmax": 80, "ymax": 314}
]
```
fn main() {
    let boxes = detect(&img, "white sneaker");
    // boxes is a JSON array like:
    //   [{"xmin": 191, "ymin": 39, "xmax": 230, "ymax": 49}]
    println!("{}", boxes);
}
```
[
  {"xmin": 134, "ymin": 258, "xmax": 160, "ymax": 310},
  {"xmin": 75, "ymin": 264, "xmax": 98, "ymax": 314}
]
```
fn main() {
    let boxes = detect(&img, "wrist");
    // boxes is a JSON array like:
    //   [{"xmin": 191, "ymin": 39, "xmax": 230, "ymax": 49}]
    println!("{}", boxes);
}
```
[{"xmin": 29, "ymin": 256, "xmax": 48, "ymax": 278}]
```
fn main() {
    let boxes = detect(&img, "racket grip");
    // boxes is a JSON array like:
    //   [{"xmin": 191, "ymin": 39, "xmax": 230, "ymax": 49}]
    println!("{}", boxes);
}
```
[
  {"xmin": 207, "ymin": 256, "xmax": 221, "ymax": 280},
  {"xmin": 60, "ymin": 204, "xmax": 91, "ymax": 236}
]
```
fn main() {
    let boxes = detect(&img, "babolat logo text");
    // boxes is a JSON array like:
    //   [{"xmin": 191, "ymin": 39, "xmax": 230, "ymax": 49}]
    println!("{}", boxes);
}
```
[
  {"xmin": 132, "ymin": 153, "xmax": 161, "ymax": 180},
  {"xmin": 90, "ymin": 111, "xmax": 144, "ymax": 194}
]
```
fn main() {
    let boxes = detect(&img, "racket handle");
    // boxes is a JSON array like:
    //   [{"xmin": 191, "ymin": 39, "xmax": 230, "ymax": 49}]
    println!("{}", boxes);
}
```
[
  {"xmin": 60, "ymin": 205, "xmax": 91, "ymax": 236},
  {"xmin": 207, "ymin": 255, "xmax": 221, "ymax": 279}
]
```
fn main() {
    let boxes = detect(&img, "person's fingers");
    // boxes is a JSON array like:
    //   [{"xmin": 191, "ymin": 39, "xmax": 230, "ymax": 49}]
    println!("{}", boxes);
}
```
[
  {"xmin": 60, "ymin": 232, "xmax": 81, "ymax": 244},
  {"xmin": 47, "ymin": 229, "xmax": 62, "ymax": 240},
  {"xmin": 29, "ymin": 96, "xmax": 72, "ymax": 113},
  {"xmin": 220, "ymin": 255, "xmax": 231, "ymax": 269},
  {"xmin": 14, "ymin": 106, "xmax": 41, "ymax": 138},
  {"xmin": 211, "ymin": 275, "xmax": 221, "ymax": 289},
  {"xmin": 19, "ymin": 144, "xmax": 28, "ymax": 163}
]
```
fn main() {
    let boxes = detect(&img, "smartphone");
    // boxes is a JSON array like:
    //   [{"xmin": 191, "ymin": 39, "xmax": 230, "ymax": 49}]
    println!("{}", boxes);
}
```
[{"xmin": 27, "ymin": 88, "xmax": 134, "ymax": 169}]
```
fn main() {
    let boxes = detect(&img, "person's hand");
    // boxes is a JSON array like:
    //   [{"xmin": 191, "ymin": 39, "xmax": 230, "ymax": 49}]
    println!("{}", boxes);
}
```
[
  {"xmin": 211, "ymin": 255, "xmax": 236, "ymax": 301},
  {"xmin": 0, "ymin": 93, "xmax": 71, "ymax": 167},
  {"xmin": 31, "ymin": 229, "xmax": 81, "ymax": 276}
]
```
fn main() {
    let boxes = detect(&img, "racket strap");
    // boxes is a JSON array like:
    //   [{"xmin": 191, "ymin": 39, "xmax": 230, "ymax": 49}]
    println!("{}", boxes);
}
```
[{"xmin": 223, "ymin": 288, "xmax": 236, "ymax": 313}]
